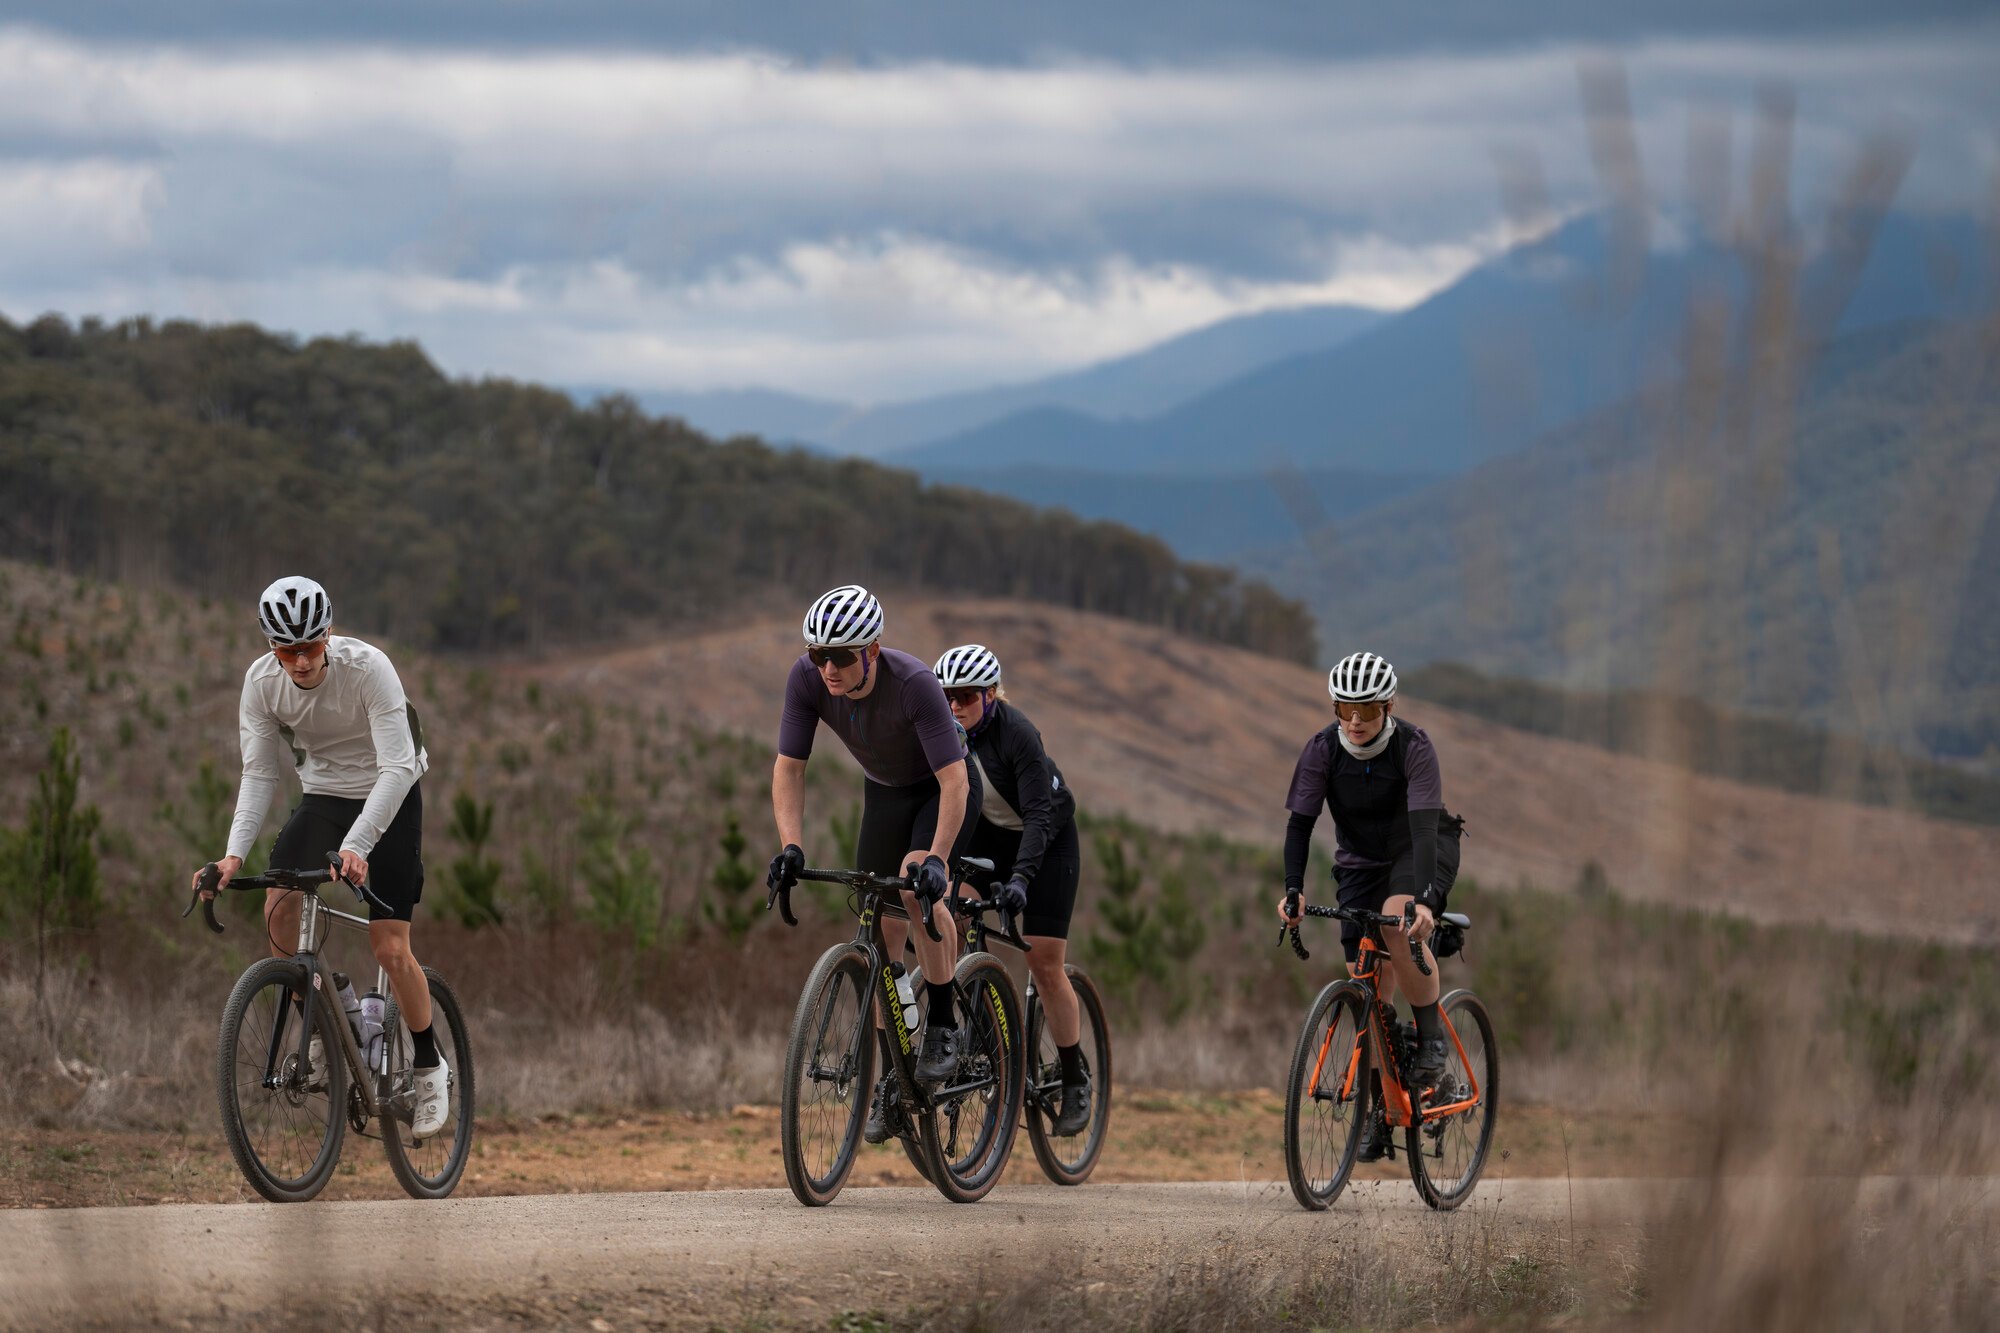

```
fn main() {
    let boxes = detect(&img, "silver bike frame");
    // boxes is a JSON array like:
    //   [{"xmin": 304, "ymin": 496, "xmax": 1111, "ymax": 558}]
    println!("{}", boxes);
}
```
[{"xmin": 295, "ymin": 890, "xmax": 393, "ymax": 1120}]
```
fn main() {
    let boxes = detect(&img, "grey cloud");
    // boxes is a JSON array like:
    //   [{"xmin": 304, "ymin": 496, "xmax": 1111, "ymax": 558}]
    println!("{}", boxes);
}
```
[
  {"xmin": 15, "ymin": 2, "xmax": 1997, "ymax": 62},
  {"xmin": 0, "ymin": 26, "xmax": 1996, "ymax": 401}
]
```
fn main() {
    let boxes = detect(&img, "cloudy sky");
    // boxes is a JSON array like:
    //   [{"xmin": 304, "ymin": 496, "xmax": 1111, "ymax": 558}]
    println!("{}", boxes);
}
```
[{"xmin": 3, "ymin": 3, "xmax": 1996, "ymax": 404}]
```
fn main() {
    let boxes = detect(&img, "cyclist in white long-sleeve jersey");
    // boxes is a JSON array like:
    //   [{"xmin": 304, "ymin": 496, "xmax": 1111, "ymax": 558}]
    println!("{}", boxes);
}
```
[{"xmin": 191, "ymin": 575, "xmax": 449, "ymax": 1138}]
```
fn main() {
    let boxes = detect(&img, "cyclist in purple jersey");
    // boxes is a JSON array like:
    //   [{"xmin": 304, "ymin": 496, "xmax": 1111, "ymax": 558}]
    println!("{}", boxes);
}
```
[
  {"xmin": 1276, "ymin": 651, "xmax": 1465, "ymax": 1160},
  {"xmin": 767, "ymin": 586, "xmax": 981, "ymax": 1122}
]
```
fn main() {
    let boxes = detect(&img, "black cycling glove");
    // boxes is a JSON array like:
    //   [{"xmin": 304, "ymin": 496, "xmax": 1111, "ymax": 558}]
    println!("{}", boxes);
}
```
[
  {"xmin": 912, "ymin": 854, "xmax": 950, "ymax": 903},
  {"xmin": 996, "ymin": 876, "xmax": 1030, "ymax": 916},
  {"xmin": 766, "ymin": 843, "xmax": 805, "ymax": 894}
]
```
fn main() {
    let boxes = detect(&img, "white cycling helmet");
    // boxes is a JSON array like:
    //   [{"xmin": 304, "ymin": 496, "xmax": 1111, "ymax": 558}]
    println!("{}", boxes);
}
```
[
  {"xmin": 258, "ymin": 575, "xmax": 333, "ymax": 645},
  {"xmin": 802, "ymin": 584, "xmax": 884, "ymax": 649},
  {"xmin": 1328, "ymin": 650, "xmax": 1397, "ymax": 703},
  {"xmin": 934, "ymin": 643, "xmax": 1002, "ymax": 689}
]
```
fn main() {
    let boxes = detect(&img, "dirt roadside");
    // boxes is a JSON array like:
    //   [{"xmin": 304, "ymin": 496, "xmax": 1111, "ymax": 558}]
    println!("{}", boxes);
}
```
[{"xmin": 0, "ymin": 1090, "xmax": 1701, "ymax": 1209}]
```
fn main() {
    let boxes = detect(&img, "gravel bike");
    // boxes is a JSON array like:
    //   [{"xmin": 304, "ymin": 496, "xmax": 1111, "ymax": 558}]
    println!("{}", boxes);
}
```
[
  {"xmin": 769, "ymin": 863, "xmax": 1025, "ymax": 1205},
  {"xmin": 184, "ymin": 854, "xmax": 475, "ymax": 1202},
  {"xmin": 1279, "ymin": 899, "xmax": 1497, "ymax": 1211},
  {"xmin": 936, "ymin": 855, "xmax": 1111, "ymax": 1185}
]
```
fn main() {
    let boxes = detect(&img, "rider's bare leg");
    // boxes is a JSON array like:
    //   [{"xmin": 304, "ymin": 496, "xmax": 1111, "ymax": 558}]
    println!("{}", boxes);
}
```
[
  {"xmin": 1025, "ymin": 935, "xmax": 1081, "ymax": 1046},
  {"xmin": 1381, "ymin": 892, "xmax": 1440, "ymax": 1008},
  {"xmin": 368, "ymin": 920, "xmax": 432, "ymax": 1032}
]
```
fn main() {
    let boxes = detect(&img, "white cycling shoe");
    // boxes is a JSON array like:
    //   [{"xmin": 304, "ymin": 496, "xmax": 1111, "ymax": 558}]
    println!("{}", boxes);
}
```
[{"xmin": 411, "ymin": 1057, "xmax": 451, "ymax": 1139}]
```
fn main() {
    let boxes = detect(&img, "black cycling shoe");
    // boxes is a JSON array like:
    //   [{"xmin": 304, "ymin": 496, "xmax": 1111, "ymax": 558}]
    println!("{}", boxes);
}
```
[
  {"xmin": 1354, "ymin": 1101, "xmax": 1392, "ymax": 1162},
  {"xmin": 914, "ymin": 1025, "xmax": 961, "ymax": 1083},
  {"xmin": 862, "ymin": 1075, "xmax": 898, "ymax": 1145},
  {"xmin": 1052, "ymin": 1076, "xmax": 1093, "ymax": 1137},
  {"xmin": 1408, "ymin": 1036, "xmax": 1450, "ymax": 1090}
]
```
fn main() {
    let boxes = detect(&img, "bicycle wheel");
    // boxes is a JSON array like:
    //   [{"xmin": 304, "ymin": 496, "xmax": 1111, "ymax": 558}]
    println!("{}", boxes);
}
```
[
  {"xmin": 1408, "ymin": 988, "xmax": 1499, "ymax": 1211},
  {"xmin": 922, "ymin": 952, "xmax": 1024, "ymax": 1203},
  {"xmin": 216, "ymin": 957, "xmax": 348, "ymax": 1203},
  {"xmin": 382, "ymin": 968, "xmax": 476, "ymax": 1199},
  {"xmin": 781, "ymin": 943, "xmax": 876, "ymax": 1206},
  {"xmin": 1025, "ymin": 965, "xmax": 1112, "ymax": 1185},
  {"xmin": 1284, "ymin": 979, "xmax": 1369, "ymax": 1211}
]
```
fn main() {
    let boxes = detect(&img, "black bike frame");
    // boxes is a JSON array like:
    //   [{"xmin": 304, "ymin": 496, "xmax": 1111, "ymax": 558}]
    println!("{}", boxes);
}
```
[{"xmin": 785, "ymin": 865, "xmax": 1019, "ymax": 1139}]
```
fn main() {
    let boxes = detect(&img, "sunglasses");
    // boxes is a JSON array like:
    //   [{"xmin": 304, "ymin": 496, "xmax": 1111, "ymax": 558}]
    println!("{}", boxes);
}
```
[
  {"xmin": 271, "ymin": 639, "xmax": 327, "ymax": 664},
  {"xmin": 1333, "ymin": 701, "xmax": 1386, "ymax": 722},
  {"xmin": 808, "ymin": 645, "xmax": 861, "ymax": 669},
  {"xmin": 943, "ymin": 687, "xmax": 987, "ymax": 707}
]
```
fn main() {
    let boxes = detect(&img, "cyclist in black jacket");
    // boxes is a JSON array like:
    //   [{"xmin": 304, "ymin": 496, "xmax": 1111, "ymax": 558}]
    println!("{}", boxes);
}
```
[{"xmin": 934, "ymin": 644, "xmax": 1092, "ymax": 1136}]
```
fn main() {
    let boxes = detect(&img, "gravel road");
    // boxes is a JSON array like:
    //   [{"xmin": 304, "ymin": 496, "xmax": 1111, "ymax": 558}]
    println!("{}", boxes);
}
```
[{"xmin": 0, "ymin": 1177, "xmax": 1676, "ymax": 1329}]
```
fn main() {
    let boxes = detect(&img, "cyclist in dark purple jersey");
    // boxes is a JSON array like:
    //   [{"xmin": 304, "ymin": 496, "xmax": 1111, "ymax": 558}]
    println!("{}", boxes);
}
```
[
  {"xmin": 1276, "ymin": 650, "xmax": 1465, "ymax": 1161},
  {"xmin": 766, "ymin": 585, "xmax": 981, "ymax": 1129}
]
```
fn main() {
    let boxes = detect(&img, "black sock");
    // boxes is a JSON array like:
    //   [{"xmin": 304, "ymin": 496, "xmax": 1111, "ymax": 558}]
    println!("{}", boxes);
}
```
[
  {"xmin": 411, "ymin": 1023, "xmax": 439, "ymax": 1070},
  {"xmin": 1413, "ymin": 1002, "xmax": 1443, "ymax": 1043},
  {"xmin": 926, "ymin": 981, "xmax": 956, "ymax": 1028},
  {"xmin": 1057, "ymin": 1042, "xmax": 1086, "ymax": 1086}
]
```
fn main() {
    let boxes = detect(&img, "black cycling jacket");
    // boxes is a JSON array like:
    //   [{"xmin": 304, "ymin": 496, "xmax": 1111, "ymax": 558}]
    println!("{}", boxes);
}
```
[{"xmin": 967, "ymin": 700, "xmax": 1077, "ymax": 885}]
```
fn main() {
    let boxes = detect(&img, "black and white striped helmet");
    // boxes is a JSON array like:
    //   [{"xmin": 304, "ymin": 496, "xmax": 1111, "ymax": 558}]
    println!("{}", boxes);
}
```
[
  {"xmin": 933, "ymin": 643, "xmax": 1002, "ymax": 689},
  {"xmin": 1328, "ymin": 651, "xmax": 1397, "ymax": 703},
  {"xmin": 257, "ymin": 575, "xmax": 332, "ymax": 645},
  {"xmin": 802, "ymin": 584, "xmax": 884, "ymax": 649}
]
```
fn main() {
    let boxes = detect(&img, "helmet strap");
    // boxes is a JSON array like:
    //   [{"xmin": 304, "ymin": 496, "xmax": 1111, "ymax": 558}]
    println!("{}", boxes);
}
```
[{"xmin": 967, "ymin": 693, "xmax": 996, "ymax": 739}]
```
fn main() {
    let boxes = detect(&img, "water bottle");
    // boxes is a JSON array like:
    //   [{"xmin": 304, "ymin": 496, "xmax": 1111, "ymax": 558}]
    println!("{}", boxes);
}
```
[
  {"xmin": 332, "ymin": 972, "xmax": 362, "ymax": 1040},
  {"xmin": 360, "ymin": 989, "xmax": 386, "ymax": 1073},
  {"xmin": 890, "ymin": 963, "xmax": 921, "ymax": 1033}
]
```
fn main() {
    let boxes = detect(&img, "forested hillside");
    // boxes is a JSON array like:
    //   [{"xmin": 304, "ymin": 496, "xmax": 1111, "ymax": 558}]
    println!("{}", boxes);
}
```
[{"xmin": 0, "ymin": 315, "xmax": 1314, "ymax": 662}]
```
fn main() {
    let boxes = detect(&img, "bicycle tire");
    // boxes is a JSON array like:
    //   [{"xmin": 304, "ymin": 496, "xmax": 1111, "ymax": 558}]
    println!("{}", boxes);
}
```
[
  {"xmin": 921, "ymin": 952, "xmax": 1025, "ymax": 1203},
  {"xmin": 781, "ymin": 943, "xmax": 876, "ymax": 1206},
  {"xmin": 382, "ymin": 968, "xmax": 476, "ymax": 1199},
  {"xmin": 1284, "ymin": 979, "xmax": 1370, "ymax": 1211},
  {"xmin": 216, "ymin": 957, "xmax": 348, "ymax": 1203},
  {"xmin": 1025, "ymin": 965, "xmax": 1112, "ymax": 1186},
  {"xmin": 1407, "ymin": 988, "xmax": 1498, "ymax": 1211}
]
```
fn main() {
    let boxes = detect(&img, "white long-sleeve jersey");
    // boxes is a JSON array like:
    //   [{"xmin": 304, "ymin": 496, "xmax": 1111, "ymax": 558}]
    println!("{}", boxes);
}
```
[{"xmin": 226, "ymin": 635, "xmax": 430, "ymax": 860}]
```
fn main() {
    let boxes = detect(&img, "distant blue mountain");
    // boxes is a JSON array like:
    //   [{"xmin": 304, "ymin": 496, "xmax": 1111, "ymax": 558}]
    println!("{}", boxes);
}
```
[
  {"xmin": 893, "ymin": 211, "xmax": 1993, "ymax": 479},
  {"xmin": 824, "ymin": 303, "xmax": 1384, "ymax": 454},
  {"xmin": 924, "ymin": 464, "xmax": 1437, "ymax": 562},
  {"xmin": 583, "ymin": 302, "xmax": 1383, "ymax": 456}
]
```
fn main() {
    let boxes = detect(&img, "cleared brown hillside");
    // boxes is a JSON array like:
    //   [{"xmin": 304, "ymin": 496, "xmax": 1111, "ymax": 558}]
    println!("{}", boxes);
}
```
[{"xmin": 516, "ymin": 599, "xmax": 2000, "ymax": 943}]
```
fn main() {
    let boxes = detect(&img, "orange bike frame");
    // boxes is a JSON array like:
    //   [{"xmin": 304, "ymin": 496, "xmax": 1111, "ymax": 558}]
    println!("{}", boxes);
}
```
[{"xmin": 1304, "ymin": 934, "xmax": 1481, "ymax": 1127}]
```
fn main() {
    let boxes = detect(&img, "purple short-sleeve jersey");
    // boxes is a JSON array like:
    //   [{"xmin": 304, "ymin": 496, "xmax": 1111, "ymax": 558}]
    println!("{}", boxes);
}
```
[
  {"xmin": 777, "ymin": 648, "xmax": 967, "ymax": 788},
  {"xmin": 1284, "ymin": 722, "xmax": 1443, "ymax": 869}
]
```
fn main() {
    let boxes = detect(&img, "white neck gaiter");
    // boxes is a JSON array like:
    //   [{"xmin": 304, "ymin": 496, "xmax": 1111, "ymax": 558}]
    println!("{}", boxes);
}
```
[{"xmin": 1338, "ymin": 714, "xmax": 1396, "ymax": 761}]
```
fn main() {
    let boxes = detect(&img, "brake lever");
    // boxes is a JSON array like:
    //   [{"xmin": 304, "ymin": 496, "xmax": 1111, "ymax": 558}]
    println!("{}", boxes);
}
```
[
  {"xmin": 1277, "ymin": 890, "xmax": 1305, "ymax": 955},
  {"xmin": 1404, "ymin": 902, "xmax": 1433, "ymax": 977},
  {"xmin": 183, "ymin": 863, "xmax": 226, "ymax": 934},
  {"xmin": 325, "ymin": 851, "xmax": 396, "ymax": 918},
  {"xmin": 915, "ymin": 872, "xmax": 944, "ymax": 943}
]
